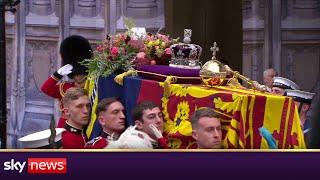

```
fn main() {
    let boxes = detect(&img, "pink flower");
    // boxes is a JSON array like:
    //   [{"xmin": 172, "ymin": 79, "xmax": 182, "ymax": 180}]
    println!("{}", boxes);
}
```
[
  {"xmin": 96, "ymin": 45, "xmax": 104, "ymax": 52},
  {"xmin": 111, "ymin": 47, "xmax": 119, "ymax": 56},
  {"xmin": 128, "ymin": 40, "xmax": 144, "ymax": 50},
  {"xmin": 157, "ymin": 33, "xmax": 170, "ymax": 43},
  {"xmin": 164, "ymin": 48, "xmax": 171, "ymax": 55},
  {"xmin": 137, "ymin": 52, "xmax": 146, "ymax": 59}
]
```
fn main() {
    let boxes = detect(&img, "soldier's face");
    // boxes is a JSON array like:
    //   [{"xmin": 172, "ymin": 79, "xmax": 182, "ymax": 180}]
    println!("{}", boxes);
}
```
[
  {"xmin": 99, "ymin": 101, "xmax": 126, "ymax": 134},
  {"xmin": 73, "ymin": 74, "xmax": 87, "ymax": 88},
  {"xmin": 192, "ymin": 117, "xmax": 222, "ymax": 149},
  {"xmin": 65, "ymin": 95, "xmax": 90, "ymax": 129},
  {"xmin": 135, "ymin": 107, "xmax": 164, "ymax": 140},
  {"xmin": 272, "ymin": 87, "xmax": 285, "ymax": 96}
]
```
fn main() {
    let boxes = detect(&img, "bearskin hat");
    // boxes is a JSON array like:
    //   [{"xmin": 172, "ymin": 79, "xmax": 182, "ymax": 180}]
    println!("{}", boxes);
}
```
[{"xmin": 59, "ymin": 35, "xmax": 93, "ymax": 78}]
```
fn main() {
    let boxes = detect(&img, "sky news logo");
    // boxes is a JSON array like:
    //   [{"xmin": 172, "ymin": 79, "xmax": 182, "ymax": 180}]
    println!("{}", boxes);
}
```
[{"xmin": 3, "ymin": 158, "xmax": 67, "ymax": 174}]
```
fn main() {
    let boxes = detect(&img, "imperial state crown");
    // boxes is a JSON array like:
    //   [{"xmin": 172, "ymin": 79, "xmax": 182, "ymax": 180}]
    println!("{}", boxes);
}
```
[{"xmin": 169, "ymin": 29, "xmax": 202, "ymax": 69}]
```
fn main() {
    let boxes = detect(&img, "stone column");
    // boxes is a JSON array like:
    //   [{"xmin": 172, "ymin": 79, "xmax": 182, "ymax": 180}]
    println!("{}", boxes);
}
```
[
  {"xmin": 272, "ymin": 0, "xmax": 281, "ymax": 75},
  {"xmin": 264, "ymin": 0, "xmax": 272, "ymax": 69},
  {"xmin": 251, "ymin": 0, "xmax": 259, "ymax": 19},
  {"xmin": 7, "ymin": 1, "xmax": 26, "ymax": 148},
  {"xmin": 109, "ymin": 0, "xmax": 117, "ymax": 34},
  {"xmin": 60, "ymin": 0, "xmax": 70, "ymax": 39}
]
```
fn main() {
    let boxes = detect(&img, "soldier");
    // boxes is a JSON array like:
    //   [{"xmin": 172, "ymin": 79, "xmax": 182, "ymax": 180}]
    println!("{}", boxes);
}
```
[
  {"xmin": 271, "ymin": 77, "xmax": 299, "ymax": 96},
  {"xmin": 132, "ymin": 101, "xmax": 168, "ymax": 149},
  {"xmin": 85, "ymin": 97, "xmax": 126, "ymax": 149},
  {"xmin": 191, "ymin": 107, "xmax": 222, "ymax": 149},
  {"xmin": 61, "ymin": 87, "xmax": 90, "ymax": 149},
  {"xmin": 286, "ymin": 89, "xmax": 315, "ymax": 135},
  {"xmin": 41, "ymin": 35, "xmax": 92, "ymax": 128}
]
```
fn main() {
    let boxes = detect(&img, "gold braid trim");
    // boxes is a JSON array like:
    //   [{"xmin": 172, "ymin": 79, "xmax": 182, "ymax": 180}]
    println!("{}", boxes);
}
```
[
  {"xmin": 59, "ymin": 82, "xmax": 66, "ymax": 97},
  {"xmin": 114, "ymin": 70, "xmax": 138, "ymax": 86},
  {"xmin": 163, "ymin": 76, "xmax": 177, "ymax": 98}
]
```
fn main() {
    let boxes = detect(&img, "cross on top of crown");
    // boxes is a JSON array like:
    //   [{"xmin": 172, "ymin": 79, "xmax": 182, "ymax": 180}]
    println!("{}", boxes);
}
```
[
  {"xmin": 210, "ymin": 42, "xmax": 219, "ymax": 60},
  {"xmin": 183, "ymin": 29, "xmax": 192, "ymax": 44}
]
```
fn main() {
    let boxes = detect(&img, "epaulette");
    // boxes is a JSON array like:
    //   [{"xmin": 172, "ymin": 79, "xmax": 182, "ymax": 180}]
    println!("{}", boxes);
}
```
[{"xmin": 84, "ymin": 137, "xmax": 108, "ymax": 149}]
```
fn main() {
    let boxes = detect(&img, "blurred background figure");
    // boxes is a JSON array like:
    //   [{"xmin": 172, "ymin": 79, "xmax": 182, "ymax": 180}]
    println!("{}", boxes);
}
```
[
  {"xmin": 263, "ymin": 68, "xmax": 278, "ymax": 92},
  {"xmin": 286, "ymin": 89, "xmax": 315, "ymax": 146},
  {"xmin": 308, "ymin": 81, "xmax": 320, "ymax": 149}
]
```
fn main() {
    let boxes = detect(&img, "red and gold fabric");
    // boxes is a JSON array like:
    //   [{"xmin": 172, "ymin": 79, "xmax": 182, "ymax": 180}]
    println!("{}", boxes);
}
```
[
  {"xmin": 94, "ymin": 76, "xmax": 305, "ymax": 149},
  {"xmin": 157, "ymin": 83, "xmax": 305, "ymax": 149}
]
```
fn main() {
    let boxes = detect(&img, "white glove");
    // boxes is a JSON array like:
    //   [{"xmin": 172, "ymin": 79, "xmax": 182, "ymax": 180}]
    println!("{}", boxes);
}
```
[
  {"xmin": 57, "ymin": 64, "xmax": 73, "ymax": 76},
  {"xmin": 149, "ymin": 124, "xmax": 163, "ymax": 139}
]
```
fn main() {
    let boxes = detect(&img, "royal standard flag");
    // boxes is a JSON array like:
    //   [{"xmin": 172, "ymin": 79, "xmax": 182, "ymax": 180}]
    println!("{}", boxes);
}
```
[{"xmin": 93, "ymin": 76, "xmax": 305, "ymax": 148}]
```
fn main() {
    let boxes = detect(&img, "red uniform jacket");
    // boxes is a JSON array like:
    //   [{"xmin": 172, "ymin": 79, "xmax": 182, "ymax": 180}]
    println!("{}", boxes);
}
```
[
  {"xmin": 84, "ymin": 131, "xmax": 116, "ymax": 149},
  {"xmin": 62, "ymin": 122, "xmax": 87, "ymax": 149},
  {"xmin": 85, "ymin": 132, "xmax": 169, "ymax": 149},
  {"xmin": 41, "ymin": 72, "xmax": 75, "ymax": 128}
]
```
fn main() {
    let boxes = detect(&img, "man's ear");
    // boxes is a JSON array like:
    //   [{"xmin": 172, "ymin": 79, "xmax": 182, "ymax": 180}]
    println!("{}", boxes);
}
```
[
  {"xmin": 192, "ymin": 130, "xmax": 198, "ymax": 140},
  {"xmin": 98, "ymin": 115, "xmax": 106, "ymax": 126},
  {"xmin": 135, "ymin": 120, "xmax": 143, "ymax": 130},
  {"xmin": 63, "ymin": 107, "xmax": 70, "ymax": 116}
]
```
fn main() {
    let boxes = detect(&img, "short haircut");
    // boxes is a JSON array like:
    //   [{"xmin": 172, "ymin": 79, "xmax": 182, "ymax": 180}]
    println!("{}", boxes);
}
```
[
  {"xmin": 96, "ymin": 97, "xmax": 121, "ymax": 116},
  {"xmin": 191, "ymin": 108, "xmax": 220, "ymax": 129},
  {"xmin": 62, "ymin": 87, "xmax": 88, "ymax": 106},
  {"xmin": 132, "ymin": 101, "xmax": 159, "ymax": 122},
  {"xmin": 263, "ymin": 68, "xmax": 278, "ymax": 77}
]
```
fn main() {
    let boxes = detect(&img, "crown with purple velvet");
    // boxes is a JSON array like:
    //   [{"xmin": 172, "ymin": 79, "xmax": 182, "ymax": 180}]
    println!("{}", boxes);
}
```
[{"xmin": 169, "ymin": 29, "xmax": 202, "ymax": 69}]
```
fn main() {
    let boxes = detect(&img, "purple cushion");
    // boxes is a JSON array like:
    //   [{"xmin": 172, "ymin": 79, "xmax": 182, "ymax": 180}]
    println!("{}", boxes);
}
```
[{"xmin": 135, "ymin": 65, "xmax": 201, "ymax": 84}]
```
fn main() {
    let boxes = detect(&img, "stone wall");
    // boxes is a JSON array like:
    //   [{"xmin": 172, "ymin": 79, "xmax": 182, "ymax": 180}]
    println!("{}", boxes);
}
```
[{"xmin": 242, "ymin": 0, "xmax": 320, "ymax": 91}]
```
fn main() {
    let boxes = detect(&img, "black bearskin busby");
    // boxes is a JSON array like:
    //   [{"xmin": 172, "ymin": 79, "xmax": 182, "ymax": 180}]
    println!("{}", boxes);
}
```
[{"xmin": 59, "ymin": 35, "xmax": 93, "ymax": 78}]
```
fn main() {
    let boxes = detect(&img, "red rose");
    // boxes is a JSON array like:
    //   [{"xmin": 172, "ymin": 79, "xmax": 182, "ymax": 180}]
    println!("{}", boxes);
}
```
[{"xmin": 111, "ymin": 47, "xmax": 119, "ymax": 56}]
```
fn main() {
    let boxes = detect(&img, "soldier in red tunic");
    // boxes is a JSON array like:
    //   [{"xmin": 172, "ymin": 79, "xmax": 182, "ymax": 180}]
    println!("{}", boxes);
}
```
[
  {"xmin": 41, "ymin": 35, "xmax": 92, "ymax": 128},
  {"xmin": 61, "ymin": 87, "xmax": 90, "ymax": 149},
  {"xmin": 85, "ymin": 97, "xmax": 126, "ymax": 149}
]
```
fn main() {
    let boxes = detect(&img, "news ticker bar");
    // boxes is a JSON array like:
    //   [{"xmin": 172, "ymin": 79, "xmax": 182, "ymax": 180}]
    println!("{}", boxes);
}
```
[{"xmin": 0, "ymin": 151, "xmax": 319, "ymax": 179}]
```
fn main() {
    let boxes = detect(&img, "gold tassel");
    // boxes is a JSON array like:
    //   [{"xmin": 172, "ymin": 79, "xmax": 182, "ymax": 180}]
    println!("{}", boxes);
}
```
[
  {"xmin": 114, "ymin": 70, "xmax": 137, "ymax": 86},
  {"xmin": 163, "ymin": 76, "xmax": 177, "ymax": 98}
]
